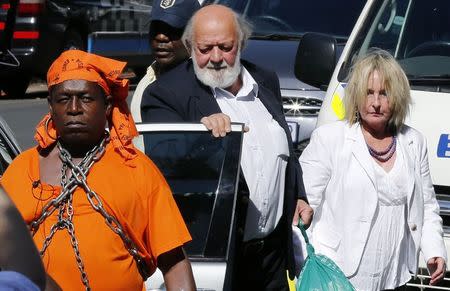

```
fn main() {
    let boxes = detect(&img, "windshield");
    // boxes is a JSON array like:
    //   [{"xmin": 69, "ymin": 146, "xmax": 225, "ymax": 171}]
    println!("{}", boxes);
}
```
[
  {"xmin": 340, "ymin": 0, "xmax": 450, "ymax": 86},
  {"xmin": 215, "ymin": 0, "xmax": 365, "ymax": 39}
]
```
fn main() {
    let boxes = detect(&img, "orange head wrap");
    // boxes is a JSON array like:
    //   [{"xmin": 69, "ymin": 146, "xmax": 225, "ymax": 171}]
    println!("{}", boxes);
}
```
[{"xmin": 35, "ymin": 49, "xmax": 138, "ymax": 161}]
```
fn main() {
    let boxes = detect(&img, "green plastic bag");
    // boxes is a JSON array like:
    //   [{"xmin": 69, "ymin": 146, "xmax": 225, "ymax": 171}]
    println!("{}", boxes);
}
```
[{"xmin": 296, "ymin": 221, "xmax": 356, "ymax": 291}]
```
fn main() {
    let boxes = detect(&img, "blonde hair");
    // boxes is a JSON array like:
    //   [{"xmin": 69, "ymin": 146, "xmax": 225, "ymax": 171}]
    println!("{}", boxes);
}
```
[{"xmin": 344, "ymin": 49, "xmax": 411, "ymax": 132}]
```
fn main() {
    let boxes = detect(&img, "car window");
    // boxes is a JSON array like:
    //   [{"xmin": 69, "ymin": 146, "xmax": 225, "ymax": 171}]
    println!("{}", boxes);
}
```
[
  {"xmin": 137, "ymin": 124, "xmax": 244, "ymax": 259},
  {"xmin": 0, "ymin": 139, "xmax": 11, "ymax": 176},
  {"xmin": 340, "ymin": 0, "xmax": 450, "ymax": 87},
  {"xmin": 215, "ymin": 0, "xmax": 365, "ymax": 39},
  {"xmin": 0, "ymin": 118, "xmax": 21, "ymax": 176}
]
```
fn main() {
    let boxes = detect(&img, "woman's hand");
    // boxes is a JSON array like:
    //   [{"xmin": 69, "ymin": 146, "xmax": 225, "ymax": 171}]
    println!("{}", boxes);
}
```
[{"xmin": 427, "ymin": 257, "xmax": 446, "ymax": 285}]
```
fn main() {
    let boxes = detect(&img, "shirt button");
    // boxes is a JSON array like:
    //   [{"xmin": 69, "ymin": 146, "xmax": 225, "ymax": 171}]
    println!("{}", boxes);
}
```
[{"xmin": 410, "ymin": 224, "xmax": 417, "ymax": 231}]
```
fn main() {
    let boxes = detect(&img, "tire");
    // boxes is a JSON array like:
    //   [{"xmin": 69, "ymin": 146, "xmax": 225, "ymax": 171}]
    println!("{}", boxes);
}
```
[{"xmin": 62, "ymin": 28, "xmax": 86, "ymax": 51}]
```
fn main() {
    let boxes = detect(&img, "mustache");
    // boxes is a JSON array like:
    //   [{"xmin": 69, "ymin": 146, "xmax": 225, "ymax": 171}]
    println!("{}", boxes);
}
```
[{"xmin": 206, "ymin": 61, "xmax": 228, "ymax": 70}]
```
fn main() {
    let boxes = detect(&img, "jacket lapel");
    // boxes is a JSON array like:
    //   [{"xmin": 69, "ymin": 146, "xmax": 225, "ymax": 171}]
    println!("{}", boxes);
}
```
[
  {"xmin": 191, "ymin": 79, "xmax": 222, "ymax": 119},
  {"xmin": 257, "ymin": 85, "xmax": 296, "ymax": 156},
  {"xmin": 258, "ymin": 85, "xmax": 285, "ymax": 124},
  {"xmin": 398, "ymin": 129, "xmax": 416, "ymax": 204},
  {"xmin": 244, "ymin": 60, "xmax": 285, "ymax": 124},
  {"xmin": 349, "ymin": 123, "xmax": 377, "ymax": 189}
]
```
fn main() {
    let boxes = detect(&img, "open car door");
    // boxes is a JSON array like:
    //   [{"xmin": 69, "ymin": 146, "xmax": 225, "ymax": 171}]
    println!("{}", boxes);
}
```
[{"xmin": 136, "ymin": 123, "xmax": 244, "ymax": 291}]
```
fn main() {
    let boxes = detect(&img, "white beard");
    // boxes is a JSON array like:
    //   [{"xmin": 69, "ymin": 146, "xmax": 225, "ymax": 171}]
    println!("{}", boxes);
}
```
[{"xmin": 192, "ymin": 50, "xmax": 241, "ymax": 89}]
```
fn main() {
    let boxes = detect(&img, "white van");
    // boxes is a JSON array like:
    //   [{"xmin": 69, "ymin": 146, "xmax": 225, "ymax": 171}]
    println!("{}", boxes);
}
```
[{"xmin": 295, "ymin": 0, "xmax": 450, "ymax": 288}]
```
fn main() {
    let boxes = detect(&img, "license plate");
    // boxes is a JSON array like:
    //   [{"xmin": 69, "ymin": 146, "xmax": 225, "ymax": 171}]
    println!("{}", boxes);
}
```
[{"xmin": 287, "ymin": 121, "xmax": 299, "ymax": 143}]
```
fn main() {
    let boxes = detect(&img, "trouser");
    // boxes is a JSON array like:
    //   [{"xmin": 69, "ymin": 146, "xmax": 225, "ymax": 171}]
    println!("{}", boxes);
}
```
[{"xmin": 233, "ymin": 220, "xmax": 289, "ymax": 291}]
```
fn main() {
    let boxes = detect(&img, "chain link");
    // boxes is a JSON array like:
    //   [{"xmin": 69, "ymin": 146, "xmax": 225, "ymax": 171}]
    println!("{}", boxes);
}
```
[{"xmin": 30, "ymin": 133, "xmax": 149, "ymax": 290}]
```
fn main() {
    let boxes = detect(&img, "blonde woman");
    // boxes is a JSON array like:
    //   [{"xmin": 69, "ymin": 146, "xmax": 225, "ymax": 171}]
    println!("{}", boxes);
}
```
[{"xmin": 299, "ymin": 49, "xmax": 446, "ymax": 290}]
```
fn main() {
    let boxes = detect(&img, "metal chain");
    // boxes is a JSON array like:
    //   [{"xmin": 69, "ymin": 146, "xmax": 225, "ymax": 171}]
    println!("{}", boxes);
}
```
[
  {"xmin": 29, "ymin": 138, "xmax": 106, "ymax": 232},
  {"xmin": 34, "ymin": 137, "xmax": 107, "ymax": 290},
  {"xmin": 65, "ymin": 191, "xmax": 91, "ymax": 290},
  {"xmin": 58, "ymin": 138, "xmax": 150, "ymax": 279},
  {"xmin": 30, "ymin": 133, "xmax": 150, "ymax": 290}
]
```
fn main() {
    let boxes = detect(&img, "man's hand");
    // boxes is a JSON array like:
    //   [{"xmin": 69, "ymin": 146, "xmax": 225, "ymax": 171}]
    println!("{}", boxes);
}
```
[
  {"xmin": 292, "ymin": 199, "xmax": 313, "ymax": 228},
  {"xmin": 201, "ymin": 113, "xmax": 232, "ymax": 137},
  {"xmin": 201, "ymin": 113, "xmax": 249, "ymax": 137},
  {"xmin": 428, "ymin": 257, "xmax": 446, "ymax": 285}
]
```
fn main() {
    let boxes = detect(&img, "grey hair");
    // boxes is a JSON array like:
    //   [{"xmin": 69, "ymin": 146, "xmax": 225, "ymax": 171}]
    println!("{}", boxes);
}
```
[{"xmin": 182, "ymin": 7, "xmax": 253, "ymax": 52}]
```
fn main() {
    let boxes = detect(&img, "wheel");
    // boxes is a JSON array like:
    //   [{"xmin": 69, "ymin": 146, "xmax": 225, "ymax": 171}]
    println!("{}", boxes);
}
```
[
  {"xmin": 0, "ymin": 75, "xmax": 31, "ymax": 98},
  {"xmin": 62, "ymin": 28, "xmax": 86, "ymax": 51},
  {"xmin": 407, "ymin": 41, "xmax": 450, "ymax": 58}
]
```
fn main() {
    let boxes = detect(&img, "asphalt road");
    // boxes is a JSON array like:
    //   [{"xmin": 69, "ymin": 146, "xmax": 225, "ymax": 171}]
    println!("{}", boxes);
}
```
[
  {"xmin": 0, "ymin": 97, "xmax": 49, "ymax": 149},
  {"xmin": 0, "ymin": 85, "xmax": 135, "ymax": 150}
]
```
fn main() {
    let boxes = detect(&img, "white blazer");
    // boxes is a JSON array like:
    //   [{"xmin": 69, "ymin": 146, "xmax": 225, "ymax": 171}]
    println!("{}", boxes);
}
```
[{"xmin": 299, "ymin": 121, "xmax": 447, "ymax": 277}]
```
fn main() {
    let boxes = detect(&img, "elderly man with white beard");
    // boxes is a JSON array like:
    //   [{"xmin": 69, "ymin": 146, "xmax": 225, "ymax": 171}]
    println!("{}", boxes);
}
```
[{"xmin": 141, "ymin": 4, "xmax": 313, "ymax": 290}]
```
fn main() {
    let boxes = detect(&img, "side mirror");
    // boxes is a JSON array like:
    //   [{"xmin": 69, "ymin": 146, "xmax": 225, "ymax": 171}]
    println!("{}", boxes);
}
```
[{"xmin": 294, "ymin": 33, "xmax": 337, "ymax": 89}]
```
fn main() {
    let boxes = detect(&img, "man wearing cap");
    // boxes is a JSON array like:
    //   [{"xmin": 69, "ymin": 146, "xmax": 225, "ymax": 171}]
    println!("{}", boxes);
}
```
[
  {"xmin": 130, "ymin": 0, "xmax": 200, "ymax": 123},
  {"xmin": 1, "ymin": 49, "xmax": 196, "ymax": 290}
]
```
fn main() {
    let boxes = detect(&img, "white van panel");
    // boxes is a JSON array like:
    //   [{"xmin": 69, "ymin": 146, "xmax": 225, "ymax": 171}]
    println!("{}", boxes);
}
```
[{"xmin": 407, "ymin": 90, "xmax": 450, "ymax": 187}]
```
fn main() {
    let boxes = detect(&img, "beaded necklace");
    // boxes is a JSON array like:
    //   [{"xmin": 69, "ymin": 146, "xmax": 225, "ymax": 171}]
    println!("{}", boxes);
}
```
[{"xmin": 367, "ymin": 136, "xmax": 397, "ymax": 162}]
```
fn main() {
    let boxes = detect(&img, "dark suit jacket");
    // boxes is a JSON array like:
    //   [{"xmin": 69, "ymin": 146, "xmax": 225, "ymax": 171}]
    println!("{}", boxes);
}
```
[{"xmin": 141, "ymin": 59, "xmax": 306, "ymax": 279}]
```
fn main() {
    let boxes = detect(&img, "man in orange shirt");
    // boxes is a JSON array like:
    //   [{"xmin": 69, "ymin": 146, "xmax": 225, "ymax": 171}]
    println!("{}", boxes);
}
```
[{"xmin": 1, "ymin": 49, "xmax": 195, "ymax": 290}]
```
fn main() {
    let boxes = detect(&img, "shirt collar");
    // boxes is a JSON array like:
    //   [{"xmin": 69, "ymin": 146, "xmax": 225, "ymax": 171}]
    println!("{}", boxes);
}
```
[
  {"xmin": 148, "ymin": 61, "xmax": 157, "ymax": 76},
  {"xmin": 211, "ymin": 65, "xmax": 259, "ymax": 99}
]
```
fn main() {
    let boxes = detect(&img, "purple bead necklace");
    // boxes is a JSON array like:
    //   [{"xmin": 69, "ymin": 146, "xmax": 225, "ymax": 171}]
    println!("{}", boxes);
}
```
[{"xmin": 367, "ymin": 136, "xmax": 397, "ymax": 162}]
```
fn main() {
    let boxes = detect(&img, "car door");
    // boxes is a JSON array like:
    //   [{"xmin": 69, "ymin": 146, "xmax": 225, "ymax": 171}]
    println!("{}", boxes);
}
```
[
  {"xmin": 135, "ymin": 123, "xmax": 244, "ymax": 291},
  {"xmin": 0, "ymin": 115, "xmax": 21, "ymax": 176}
]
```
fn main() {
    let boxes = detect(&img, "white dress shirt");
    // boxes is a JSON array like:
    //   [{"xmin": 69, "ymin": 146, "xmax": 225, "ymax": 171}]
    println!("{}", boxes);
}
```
[
  {"xmin": 130, "ymin": 62, "xmax": 157, "ymax": 123},
  {"xmin": 211, "ymin": 66, "xmax": 289, "ymax": 241},
  {"xmin": 130, "ymin": 62, "xmax": 157, "ymax": 152}
]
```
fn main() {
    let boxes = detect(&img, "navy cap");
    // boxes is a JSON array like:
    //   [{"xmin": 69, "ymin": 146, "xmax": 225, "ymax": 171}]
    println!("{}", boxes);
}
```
[{"xmin": 151, "ymin": 0, "xmax": 201, "ymax": 29}]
